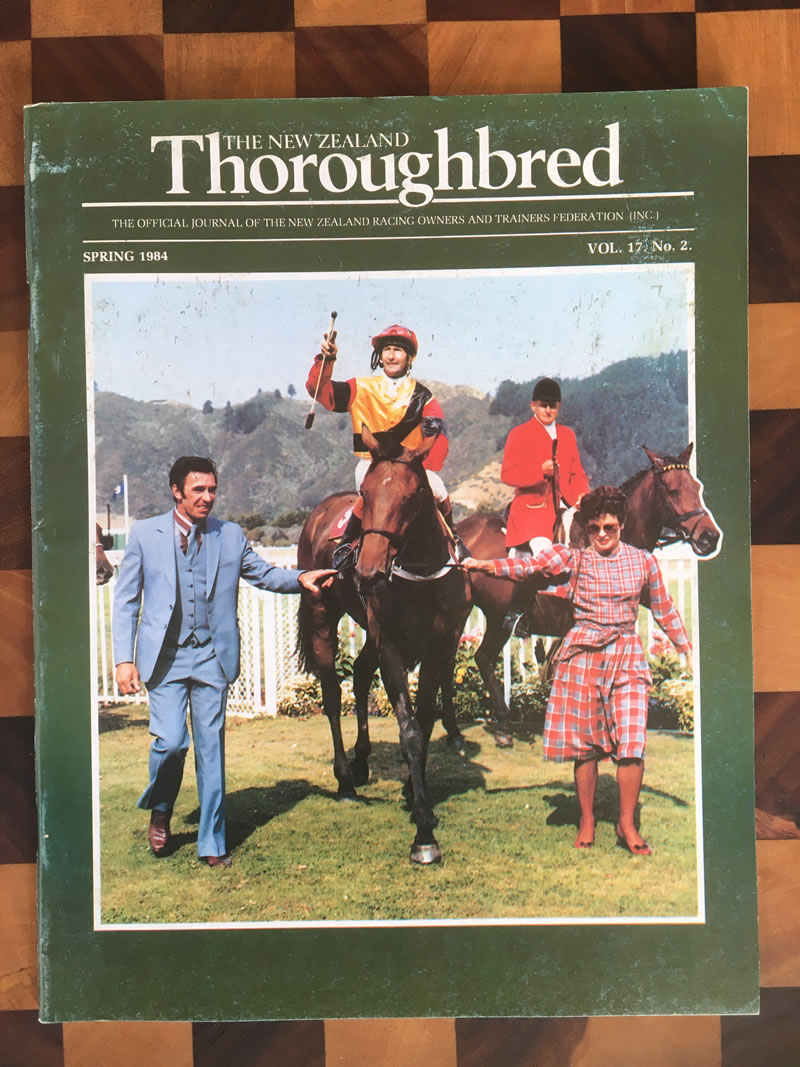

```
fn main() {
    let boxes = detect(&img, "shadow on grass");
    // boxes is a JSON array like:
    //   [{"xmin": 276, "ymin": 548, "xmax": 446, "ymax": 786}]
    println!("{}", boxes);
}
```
[
  {"xmin": 98, "ymin": 706, "xmax": 150, "ymax": 733},
  {"xmin": 181, "ymin": 779, "xmax": 374, "ymax": 852},
  {"xmin": 541, "ymin": 772, "xmax": 691, "ymax": 832}
]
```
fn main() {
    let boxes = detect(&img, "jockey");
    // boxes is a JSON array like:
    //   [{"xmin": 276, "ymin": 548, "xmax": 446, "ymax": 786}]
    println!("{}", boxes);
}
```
[
  {"xmin": 306, "ymin": 323, "xmax": 466, "ymax": 568},
  {"xmin": 501, "ymin": 376, "xmax": 589, "ymax": 634}
]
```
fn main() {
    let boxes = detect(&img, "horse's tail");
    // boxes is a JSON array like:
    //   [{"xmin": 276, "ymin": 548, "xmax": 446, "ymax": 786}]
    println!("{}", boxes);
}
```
[{"xmin": 295, "ymin": 595, "xmax": 319, "ymax": 677}]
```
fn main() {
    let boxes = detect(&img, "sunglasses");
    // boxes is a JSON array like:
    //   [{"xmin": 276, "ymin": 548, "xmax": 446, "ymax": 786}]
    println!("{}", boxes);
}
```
[{"xmin": 587, "ymin": 522, "xmax": 620, "ymax": 535}]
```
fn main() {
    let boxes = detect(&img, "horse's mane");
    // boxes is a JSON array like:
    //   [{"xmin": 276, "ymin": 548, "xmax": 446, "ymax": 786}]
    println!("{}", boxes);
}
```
[{"xmin": 619, "ymin": 451, "xmax": 685, "ymax": 496}]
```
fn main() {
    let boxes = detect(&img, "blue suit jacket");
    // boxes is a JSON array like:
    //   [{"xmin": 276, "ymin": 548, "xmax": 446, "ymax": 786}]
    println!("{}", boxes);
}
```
[{"xmin": 112, "ymin": 510, "xmax": 303, "ymax": 684}]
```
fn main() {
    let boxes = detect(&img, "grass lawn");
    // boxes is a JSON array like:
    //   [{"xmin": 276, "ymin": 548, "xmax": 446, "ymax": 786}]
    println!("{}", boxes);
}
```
[{"xmin": 98, "ymin": 707, "xmax": 699, "ymax": 925}]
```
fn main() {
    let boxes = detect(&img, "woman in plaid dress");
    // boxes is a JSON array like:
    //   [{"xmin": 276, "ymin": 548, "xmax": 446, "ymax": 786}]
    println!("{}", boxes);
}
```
[{"xmin": 462, "ymin": 485, "xmax": 692, "ymax": 856}]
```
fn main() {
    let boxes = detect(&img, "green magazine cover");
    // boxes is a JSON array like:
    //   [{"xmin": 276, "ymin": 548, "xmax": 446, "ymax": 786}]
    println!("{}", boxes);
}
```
[{"xmin": 25, "ymin": 90, "xmax": 756, "ymax": 1021}]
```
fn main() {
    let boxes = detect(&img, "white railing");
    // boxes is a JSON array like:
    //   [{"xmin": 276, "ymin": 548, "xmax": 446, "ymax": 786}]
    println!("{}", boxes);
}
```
[{"xmin": 96, "ymin": 551, "xmax": 696, "ymax": 716}]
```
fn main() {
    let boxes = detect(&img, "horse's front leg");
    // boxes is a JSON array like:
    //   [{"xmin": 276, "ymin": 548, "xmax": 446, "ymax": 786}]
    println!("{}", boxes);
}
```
[
  {"xmin": 439, "ymin": 657, "xmax": 466, "ymax": 746},
  {"xmin": 349, "ymin": 640, "xmax": 378, "ymax": 787},
  {"xmin": 381, "ymin": 647, "xmax": 441, "ymax": 864},
  {"xmin": 474, "ymin": 612, "xmax": 515, "ymax": 748},
  {"xmin": 307, "ymin": 597, "xmax": 358, "ymax": 800}
]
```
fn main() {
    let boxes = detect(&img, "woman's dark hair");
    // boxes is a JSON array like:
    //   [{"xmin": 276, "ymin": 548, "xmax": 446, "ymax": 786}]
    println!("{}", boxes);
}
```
[
  {"xmin": 577, "ymin": 485, "xmax": 627, "ymax": 524},
  {"xmin": 169, "ymin": 456, "xmax": 217, "ymax": 493}
]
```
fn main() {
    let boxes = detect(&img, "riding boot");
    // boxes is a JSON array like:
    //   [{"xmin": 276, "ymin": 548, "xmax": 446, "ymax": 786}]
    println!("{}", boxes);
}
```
[
  {"xmin": 332, "ymin": 511, "xmax": 362, "ymax": 571},
  {"xmin": 439, "ymin": 498, "xmax": 469, "ymax": 562},
  {"xmin": 502, "ymin": 545, "xmax": 534, "ymax": 637}
]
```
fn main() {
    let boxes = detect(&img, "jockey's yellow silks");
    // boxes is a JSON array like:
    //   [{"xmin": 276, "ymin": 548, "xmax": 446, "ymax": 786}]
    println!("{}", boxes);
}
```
[{"xmin": 349, "ymin": 375, "xmax": 427, "ymax": 457}]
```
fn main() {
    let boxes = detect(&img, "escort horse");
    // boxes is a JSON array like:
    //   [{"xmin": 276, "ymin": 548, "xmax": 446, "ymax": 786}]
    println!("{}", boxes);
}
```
[
  {"xmin": 95, "ymin": 523, "xmax": 114, "ymax": 585},
  {"xmin": 296, "ymin": 426, "xmax": 470, "ymax": 864},
  {"xmin": 454, "ymin": 444, "xmax": 721, "ymax": 747}
]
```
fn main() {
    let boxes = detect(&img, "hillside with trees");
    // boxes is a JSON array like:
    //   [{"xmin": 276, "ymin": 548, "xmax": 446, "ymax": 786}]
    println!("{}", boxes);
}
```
[{"xmin": 96, "ymin": 351, "xmax": 688, "ymax": 543}]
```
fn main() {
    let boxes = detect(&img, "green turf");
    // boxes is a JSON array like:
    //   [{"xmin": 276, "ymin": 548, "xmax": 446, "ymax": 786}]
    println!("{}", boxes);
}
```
[{"xmin": 98, "ymin": 708, "xmax": 699, "ymax": 925}]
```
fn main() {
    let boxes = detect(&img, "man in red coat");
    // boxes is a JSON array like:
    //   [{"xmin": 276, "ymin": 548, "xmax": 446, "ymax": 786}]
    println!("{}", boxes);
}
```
[
  {"xmin": 501, "ymin": 377, "xmax": 589, "ymax": 636},
  {"xmin": 502, "ymin": 377, "xmax": 589, "ymax": 553}
]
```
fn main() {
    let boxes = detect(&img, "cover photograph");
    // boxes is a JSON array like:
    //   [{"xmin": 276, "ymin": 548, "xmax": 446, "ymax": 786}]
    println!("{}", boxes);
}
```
[{"xmin": 25, "ymin": 89, "xmax": 756, "ymax": 1021}]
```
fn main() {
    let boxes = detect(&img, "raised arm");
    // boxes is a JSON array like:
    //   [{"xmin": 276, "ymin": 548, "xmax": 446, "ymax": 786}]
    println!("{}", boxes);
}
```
[{"xmin": 645, "ymin": 553, "xmax": 691, "ymax": 655}]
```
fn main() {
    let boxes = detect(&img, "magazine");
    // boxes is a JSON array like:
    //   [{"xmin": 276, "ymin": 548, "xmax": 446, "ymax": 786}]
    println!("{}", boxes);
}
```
[{"xmin": 25, "ymin": 89, "xmax": 756, "ymax": 1021}]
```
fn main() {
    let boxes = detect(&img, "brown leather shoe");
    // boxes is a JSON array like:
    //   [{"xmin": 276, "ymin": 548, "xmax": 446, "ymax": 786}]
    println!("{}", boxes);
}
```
[
  {"xmin": 148, "ymin": 810, "xmax": 171, "ymax": 856},
  {"xmin": 204, "ymin": 854, "xmax": 232, "ymax": 868}
]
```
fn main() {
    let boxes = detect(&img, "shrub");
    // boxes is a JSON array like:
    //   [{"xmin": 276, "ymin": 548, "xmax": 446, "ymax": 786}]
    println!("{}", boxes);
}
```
[{"xmin": 647, "ymin": 636, "xmax": 694, "ymax": 733}]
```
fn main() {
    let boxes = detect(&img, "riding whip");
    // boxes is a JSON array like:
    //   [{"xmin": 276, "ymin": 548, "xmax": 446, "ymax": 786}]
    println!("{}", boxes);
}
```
[
  {"xmin": 305, "ymin": 311, "xmax": 337, "ymax": 429},
  {"xmin": 551, "ymin": 437, "xmax": 566, "ymax": 543}
]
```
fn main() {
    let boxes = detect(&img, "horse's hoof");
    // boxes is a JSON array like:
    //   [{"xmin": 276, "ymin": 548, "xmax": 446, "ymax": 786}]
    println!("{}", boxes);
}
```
[
  {"xmin": 494, "ymin": 731, "xmax": 514, "ymax": 748},
  {"xmin": 410, "ymin": 842, "xmax": 442, "ymax": 865},
  {"xmin": 445, "ymin": 732, "xmax": 466, "ymax": 747},
  {"xmin": 349, "ymin": 765, "xmax": 370, "ymax": 787},
  {"xmin": 336, "ymin": 790, "xmax": 359, "ymax": 802}
]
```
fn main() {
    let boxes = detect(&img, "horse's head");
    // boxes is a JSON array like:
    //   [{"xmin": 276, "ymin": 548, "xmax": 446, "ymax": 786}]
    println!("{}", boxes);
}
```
[
  {"xmin": 95, "ymin": 523, "xmax": 115, "ymax": 585},
  {"xmin": 643, "ymin": 444, "xmax": 721, "ymax": 556},
  {"xmin": 355, "ymin": 424, "xmax": 438, "ymax": 593}
]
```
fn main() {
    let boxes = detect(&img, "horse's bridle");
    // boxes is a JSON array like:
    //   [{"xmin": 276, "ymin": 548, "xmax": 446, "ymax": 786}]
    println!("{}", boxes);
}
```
[
  {"xmin": 357, "ymin": 456, "xmax": 454, "ymax": 582},
  {"xmin": 652, "ymin": 463, "xmax": 708, "ymax": 548}
]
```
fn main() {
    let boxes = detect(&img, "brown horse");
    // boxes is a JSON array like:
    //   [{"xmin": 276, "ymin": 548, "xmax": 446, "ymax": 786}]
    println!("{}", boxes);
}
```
[
  {"xmin": 455, "ymin": 444, "xmax": 721, "ymax": 746},
  {"xmin": 296, "ymin": 427, "xmax": 471, "ymax": 864},
  {"xmin": 95, "ymin": 523, "xmax": 114, "ymax": 585}
]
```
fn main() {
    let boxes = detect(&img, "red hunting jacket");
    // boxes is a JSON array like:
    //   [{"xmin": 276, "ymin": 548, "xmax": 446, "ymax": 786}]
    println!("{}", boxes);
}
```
[{"xmin": 501, "ymin": 416, "xmax": 589, "ymax": 547}]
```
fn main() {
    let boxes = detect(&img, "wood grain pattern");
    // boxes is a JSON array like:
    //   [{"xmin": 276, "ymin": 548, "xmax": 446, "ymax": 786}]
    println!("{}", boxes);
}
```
[
  {"xmin": 750, "ymin": 410, "xmax": 800, "ymax": 543},
  {"xmin": 428, "ymin": 20, "xmax": 561, "ymax": 95},
  {"xmin": 1, "ymin": 1, "xmax": 797, "ymax": 1057},
  {"xmin": 0, "ymin": 185, "xmax": 27, "ymax": 333},
  {"xmin": 697, "ymin": 11, "xmax": 800, "ymax": 157},
  {"xmin": 757, "ymin": 840, "xmax": 800, "ymax": 988},
  {"xmin": 0, "ymin": 573, "xmax": 33, "ymax": 718},
  {"xmin": 164, "ymin": 32, "xmax": 296, "ymax": 100},
  {"xmin": 0, "ymin": 865, "xmax": 37, "ymax": 1011},
  {"xmin": 561, "ymin": 14, "xmax": 697, "ymax": 91},
  {"xmin": 325, "ymin": 1019, "xmax": 457, "ymax": 1067},
  {"xmin": 193, "ymin": 1020, "xmax": 325, "ymax": 1066},
  {"xmin": 721, "ymin": 988, "xmax": 800, "ymax": 1067},
  {"xmin": 0, "ymin": 1011, "xmax": 62, "ymax": 1064},
  {"xmin": 752, "ymin": 546, "xmax": 800, "ymax": 693},
  {"xmin": 63, "ymin": 1021, "xmax": 194, "ymax": 1067},
  {"xmin": 0, "ymin": 42, "xmax": 31, "ymax": 188},
  {"xmin": 0, "ymin": 438, "xmax": 32, "ymax": 570},
  {"xmin": 428, "ymin": 0, "xmax": 557, "ymax": 18},
  {"xmin": 0, "ymin": 717, "xmax": 36, "ymax": 864},
  {"xmin": 295, "ymin": 0, "xmax": 427, "ymax": 27},
  {"xmin": 0, "ymin": 331, "xmax": 29, "ymax": 438},
  {"xmin": 749, "ymin": 304, "xmax": 800, "ymax": 411},
  {"xmin": 754, "ymin": 693, "xmax": 800, "ymax": 827},
  {"xmin": 163, "ymin": 0, "xmax": 295, "ymax": 34},
  {"xmin": 296, "ymin": 26, "xmax": 428, "ymax": 97},
  {"xmin": 0, "ymin": 0, "xmax": 31, "ymax": 41},
  {"xmin": 749, "ymin": 156, "xmax": 800, "ymax": 305},
  {"xmin": 31, "ymin": 35, "xmax": 164, "ymax": 103},
  {"xmin": 561, "ymin": 0, "xmax": 694, "ymax": 13},
  {"xmin": 30, "ymin": 0, "xmax": 163, "ymax": 38}
]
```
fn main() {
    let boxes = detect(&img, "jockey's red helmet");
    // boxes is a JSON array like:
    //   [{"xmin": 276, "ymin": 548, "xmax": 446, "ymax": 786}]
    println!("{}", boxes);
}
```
[{"xmin": 371, "ymin": 324, "xmax": 418, "ymax": 356}]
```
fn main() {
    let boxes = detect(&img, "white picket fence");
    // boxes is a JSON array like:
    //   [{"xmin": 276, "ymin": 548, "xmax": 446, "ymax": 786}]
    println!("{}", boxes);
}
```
[{"xmin": 96, "ymin": 550, "xmax": 696, "ymax": 716}]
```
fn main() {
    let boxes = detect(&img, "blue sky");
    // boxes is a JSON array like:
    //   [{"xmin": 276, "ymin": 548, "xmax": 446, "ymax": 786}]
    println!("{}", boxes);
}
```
[{"xmin": 88, "ymin": 264, "xmax": 692, "ymax": 407}]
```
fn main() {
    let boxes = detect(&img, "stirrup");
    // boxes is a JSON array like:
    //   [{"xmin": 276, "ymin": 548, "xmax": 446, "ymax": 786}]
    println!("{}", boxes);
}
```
[
  {"xmin": 503, "ymin": 611, "xmax": 531, "ymax": 638},
  {"xmin": 451, "ymin": 533, "xmax": 470, "ymax": 563},
  {"xmin": 332, "ymin": 540, "xmax": 358, "ymax": 571}
]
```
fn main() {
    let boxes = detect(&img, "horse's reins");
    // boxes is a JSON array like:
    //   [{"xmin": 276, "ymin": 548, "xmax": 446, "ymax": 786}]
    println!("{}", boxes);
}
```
[
  {"xmin": 358, "ymin": 454, "xmax": 457, "ymax": 581},
  {"xmin": 360, "ymin": 526, "xmax": 457, "ymax": 581},
  {"xmin": 652, "ymin": 463, "xmax": 708, "ymax": 548}
]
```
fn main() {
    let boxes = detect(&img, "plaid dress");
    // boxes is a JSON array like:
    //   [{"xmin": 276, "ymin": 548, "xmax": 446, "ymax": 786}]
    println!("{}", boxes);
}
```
[{"xmin": 491, "ymin": 544, "xmax": 691, "ymax": 761}]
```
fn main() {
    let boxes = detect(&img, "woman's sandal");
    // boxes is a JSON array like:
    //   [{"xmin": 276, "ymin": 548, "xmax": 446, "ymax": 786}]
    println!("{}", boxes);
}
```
[{"xmin": 615, "ymin": 824, "xmax": 652, "ymax": 856}]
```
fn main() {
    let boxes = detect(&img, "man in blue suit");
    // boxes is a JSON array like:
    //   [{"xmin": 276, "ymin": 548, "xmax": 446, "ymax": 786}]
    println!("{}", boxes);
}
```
[{"xmin": 113, "ymin": 456, "xmax": 335, "ymax": 868}]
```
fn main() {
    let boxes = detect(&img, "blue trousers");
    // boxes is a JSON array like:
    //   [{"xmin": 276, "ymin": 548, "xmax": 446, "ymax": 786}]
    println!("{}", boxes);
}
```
[{"xmin": 137, "ymin": 641, "xmax": 229, "ymax": 858}]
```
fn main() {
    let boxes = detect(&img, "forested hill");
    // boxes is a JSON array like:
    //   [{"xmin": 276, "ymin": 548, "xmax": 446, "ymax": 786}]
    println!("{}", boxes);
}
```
[{"xmin": 95, "ymin": 351, "xmax": 688, "ymax": 542}]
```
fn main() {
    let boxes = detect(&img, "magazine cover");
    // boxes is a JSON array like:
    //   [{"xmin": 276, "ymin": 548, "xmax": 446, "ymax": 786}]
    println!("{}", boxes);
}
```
[{"xmin": 25, "ymin": 90, "xmax": 756, "ymax": 1021}]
